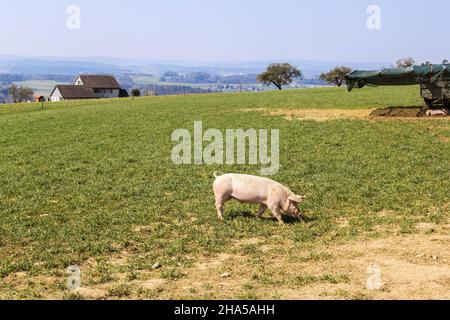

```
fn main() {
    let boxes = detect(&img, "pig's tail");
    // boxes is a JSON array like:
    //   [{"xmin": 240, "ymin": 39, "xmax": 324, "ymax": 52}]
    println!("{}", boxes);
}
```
[{"xmin": 213, "ymin": 171, "xmax": 225, "ymax": 179}]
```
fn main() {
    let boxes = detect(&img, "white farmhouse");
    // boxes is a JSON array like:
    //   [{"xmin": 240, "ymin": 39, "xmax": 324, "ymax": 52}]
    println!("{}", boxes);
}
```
[
  {"xmin": 50, "ymin": 75, "xmax": 122, "ymax": 102},
  {"xmin": 50, "ymin": 85, "xmax": 96, "ymax": 102}
]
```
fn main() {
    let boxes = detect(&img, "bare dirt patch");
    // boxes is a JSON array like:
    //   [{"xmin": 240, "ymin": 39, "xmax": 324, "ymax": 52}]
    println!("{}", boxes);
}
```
[
  {"xmin": 2, "ymin": 226, "xmax": 449, "ymax": 300},
  {"xmin": 155, "ymin": 230, "xmax": 450, "ymax": 300},
  {"xmin": 75, "ymin": 287, "xmax": 108, "ymax": 299},
  {"xmin": 242, "ymin": 108, "xmax": 450, "ymax": 121},
  {"xmin": 243, "ymin": 108, "xmax": 374, "ymax": 122},
  {"xmin": 426, "ymin": 125, "xmax": 450, "ymax": 143},
  {"xmin": 138, "ymin": 278, "xmax": 167, "ymax": 291},
  {"xmin": 328, "ymin": 234, "xmax": 449, "ymax": 300}
]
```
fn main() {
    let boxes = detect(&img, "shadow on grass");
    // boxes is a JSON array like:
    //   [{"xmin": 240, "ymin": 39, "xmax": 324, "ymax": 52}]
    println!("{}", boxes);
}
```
[
  {"xmin": 370, "ymin": 106, "xmax": 422, "ymax": 117},
  {"xmin": 227, "ymin": 210, "xmax": 316, "ymax": 225},
  {"xmin": 227, "ymin": 210, "xmax": 255, "ymax": 220}
]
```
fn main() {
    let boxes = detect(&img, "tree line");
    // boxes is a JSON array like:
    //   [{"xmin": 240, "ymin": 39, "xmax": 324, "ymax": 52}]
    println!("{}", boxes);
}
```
[
  {"xmin": 256, "ymin": 57, "xmax": 449, "ymax": 90},
  {"xmin": 255, "ymin": 63, "xmax": 345, "ymax": 90}
]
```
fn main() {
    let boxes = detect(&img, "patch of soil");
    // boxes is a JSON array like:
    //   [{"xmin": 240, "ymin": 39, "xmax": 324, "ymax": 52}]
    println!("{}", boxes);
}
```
[
  {"xmin": 157, "ymin": 230, "xmax": 450, "ymax": 300},
  {"xmin": 2, "ymin": 225, "xmax": 449, "ymax": 300},
  {"xmin": 242, "ymin": 108, "xmax": 375, "ymax": 121},
  {"xmin": 427, "ymin": 125, "xmax": 450, "ymax": 143},
  {"xmin": 243, "ymin": 107, "xmax": 450, "ymax": 121},
  {"xmin": 75, "ymin": 287, "xmax": 108, "ymax": 299},
  {"xmin": 138, "ymin": 278, "xmax": 166, "ymax": 291}
]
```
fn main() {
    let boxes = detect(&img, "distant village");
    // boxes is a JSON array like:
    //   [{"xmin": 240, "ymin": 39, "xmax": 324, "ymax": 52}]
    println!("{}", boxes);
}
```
[{"xmin": 0, "ymin": 71, "xmax": 327, "ymax": 104}]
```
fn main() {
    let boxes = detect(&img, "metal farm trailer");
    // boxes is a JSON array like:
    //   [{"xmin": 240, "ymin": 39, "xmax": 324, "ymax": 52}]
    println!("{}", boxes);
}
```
[
  {"xmin": 420, "ymin": 80, "xmax": 450, "ymax": 110},
  {"xmin": 345, "ymin": 64, "xmax": 450, "ymax": 113}
]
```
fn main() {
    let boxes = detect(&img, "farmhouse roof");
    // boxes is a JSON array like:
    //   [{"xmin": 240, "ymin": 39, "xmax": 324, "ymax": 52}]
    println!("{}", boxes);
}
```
[
  {"xmin": 76, "ymin": 75, "xmax": 121, "ymax": 89},
  {"xmin": 53, "ymin": 85, "xmax": 96, "ymax": 99}
]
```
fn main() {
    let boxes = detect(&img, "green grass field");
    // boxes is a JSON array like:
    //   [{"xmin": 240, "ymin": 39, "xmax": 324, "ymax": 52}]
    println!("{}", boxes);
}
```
[{"xmin": 0, "ymin": 86, "xmax": 449, "ymax": 299}]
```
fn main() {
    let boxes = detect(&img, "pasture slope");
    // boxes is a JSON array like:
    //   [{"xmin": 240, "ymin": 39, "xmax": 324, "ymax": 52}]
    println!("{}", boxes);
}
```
[{"xmin": 0, "ymin": 86, "xmax": 449, "ymax": 300}]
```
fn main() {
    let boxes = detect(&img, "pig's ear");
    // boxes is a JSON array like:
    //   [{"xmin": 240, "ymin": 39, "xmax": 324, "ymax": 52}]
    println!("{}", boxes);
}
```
[{"xmin": 289, "ymin": 194, "xmax": 305, "ymax": 203}]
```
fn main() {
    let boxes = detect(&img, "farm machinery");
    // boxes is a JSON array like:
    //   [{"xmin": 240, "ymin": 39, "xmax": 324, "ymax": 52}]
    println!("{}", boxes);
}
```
[{"xmin": 345, "ymin": 64, "xmax": 450, "ymax": 115}]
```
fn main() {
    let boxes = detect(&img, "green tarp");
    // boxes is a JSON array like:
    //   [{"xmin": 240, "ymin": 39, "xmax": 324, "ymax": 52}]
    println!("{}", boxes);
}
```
[{"xmin": 345, "ymin": 64, "xmax": 450, "ymax": 91}]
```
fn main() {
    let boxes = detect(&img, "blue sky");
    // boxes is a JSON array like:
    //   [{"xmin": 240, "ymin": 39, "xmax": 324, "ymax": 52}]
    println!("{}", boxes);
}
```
[{"xmin": 1, "ymin": 0, "xmax": 449, "ymax": 63}]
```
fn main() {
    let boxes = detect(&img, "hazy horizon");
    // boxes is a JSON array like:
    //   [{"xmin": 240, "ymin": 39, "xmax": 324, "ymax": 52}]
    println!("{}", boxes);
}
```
[
  {"xmin": 0, "ymin": 53, "xmax": 392, "ymax": 66},
  {"xmin": 1, "ymin": 0, "xmax": 449, "ymax": 64}
]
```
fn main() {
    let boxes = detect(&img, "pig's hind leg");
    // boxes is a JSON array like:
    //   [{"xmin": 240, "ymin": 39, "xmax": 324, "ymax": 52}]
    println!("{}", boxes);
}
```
[{"xmin": 215, "ymin": 194, "xmax": 230, "ymax": 221}]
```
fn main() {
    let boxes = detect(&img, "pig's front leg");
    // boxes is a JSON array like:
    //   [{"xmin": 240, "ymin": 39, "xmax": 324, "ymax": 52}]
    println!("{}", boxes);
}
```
[
  {"xmin": 270, "ymin": 206, "xmax": 285, "ymax": 225},
  {"xmin": 256, "ymin": 205, "xmax": 267, "ymax": 219}
]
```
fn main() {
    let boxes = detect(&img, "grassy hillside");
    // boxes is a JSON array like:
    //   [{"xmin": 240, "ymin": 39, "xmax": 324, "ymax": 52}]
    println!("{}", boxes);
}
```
[
  {"xmin": 0, "ymin": 86, "xmax": 449, "ymax": 299},
  {"xmin": 1, "ymin": 85, "xmax": 421, "ymax": 114}
]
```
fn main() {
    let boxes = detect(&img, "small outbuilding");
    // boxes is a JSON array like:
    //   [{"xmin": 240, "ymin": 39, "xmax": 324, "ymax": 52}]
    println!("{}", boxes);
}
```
[{"xmin": 34, "ymin": 95, "xmax": 46, "ymax": 102}]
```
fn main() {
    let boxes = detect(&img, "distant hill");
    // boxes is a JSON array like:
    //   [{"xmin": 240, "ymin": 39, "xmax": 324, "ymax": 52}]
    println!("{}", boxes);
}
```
[
  {"xmin": 0, "ymin": 57, "xmax": 122, "ymax": 75},
  {"xmin": 0, "ymin": 55, "xmax": 390, "ymax": 78}
]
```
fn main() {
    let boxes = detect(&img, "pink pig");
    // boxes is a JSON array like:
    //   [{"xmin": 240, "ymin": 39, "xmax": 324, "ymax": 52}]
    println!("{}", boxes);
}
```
[{"xmin": 213, "ymin": 172, "xmax": 305, "ymax": 225}]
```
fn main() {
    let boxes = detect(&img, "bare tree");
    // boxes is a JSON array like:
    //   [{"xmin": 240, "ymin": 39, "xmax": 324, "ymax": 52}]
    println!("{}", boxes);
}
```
[
  {"xmin": 320, "ymin": 66, "xmax": 353, "ymax": 87},
  {"xmin": 8, "ymin": 85, "xmax": 34, "ymax": 103},
  {"xmin": 257, "ymin": 63, "xmax": 302, "ymax": 90},
  {"xmin": 396, "ymin": 57, "xmax": 415, "ymax": 68}
]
